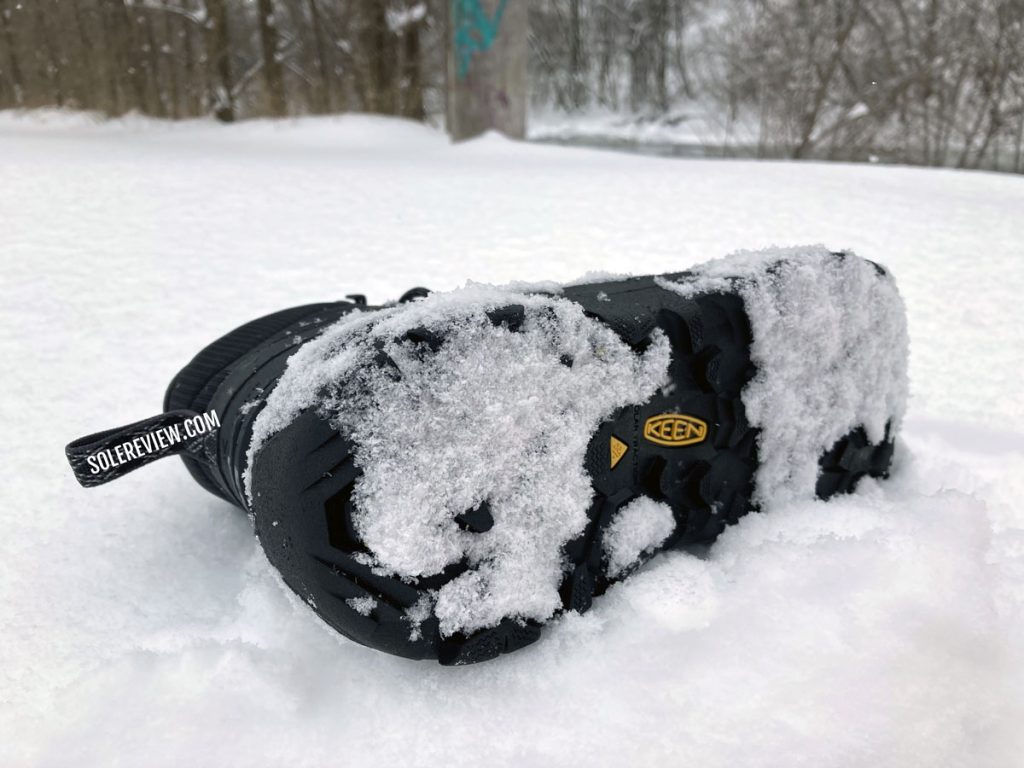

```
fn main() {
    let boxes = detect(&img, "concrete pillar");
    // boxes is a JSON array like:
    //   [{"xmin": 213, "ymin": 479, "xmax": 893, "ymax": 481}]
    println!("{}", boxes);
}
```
[{"xmin": 446, "ymin": 0, "xmax": 528, "ymax": 142}]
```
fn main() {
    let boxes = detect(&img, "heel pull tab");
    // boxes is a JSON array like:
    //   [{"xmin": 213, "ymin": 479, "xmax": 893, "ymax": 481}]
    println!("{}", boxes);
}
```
[{"xmin": 65, "ymin": 409, "xmax": 219, "ymax": 488}]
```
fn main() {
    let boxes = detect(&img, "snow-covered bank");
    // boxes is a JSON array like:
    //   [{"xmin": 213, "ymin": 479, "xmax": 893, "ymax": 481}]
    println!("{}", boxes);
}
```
[
  {"xmin": 1, "ymin": 113, "xmax": 1022, "ymax": 766},
  {"xmin": 529, "ymin": 108, "xmax": 1024, "ymax": 172},
  {"xmin": 530, "ymin": 107, "xmax": 719, "ymax": 146}
]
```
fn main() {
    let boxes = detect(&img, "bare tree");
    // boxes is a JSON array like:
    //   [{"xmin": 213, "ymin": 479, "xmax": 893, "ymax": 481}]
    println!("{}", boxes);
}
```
[
  {"xmin": 0, "ymin": 0, "xmax": 1019, "ymax": 171},
  {"xmin": 33, "ymin": 0, "xmax": 63, "ymax": 107},
  {"xmin": 305, "ymin": 0, "xmax": 333, "ymax": 113},
  {"xmin": 0, "ymin": 0, "xmax": 25, "ymax": 106},
  {"xmin": 257, "ymin": 0, "xmax": 286, "ymax": 116},
  {"xmin": 206, "ymin": 0, "xmax": 235, "ymax": 121}
]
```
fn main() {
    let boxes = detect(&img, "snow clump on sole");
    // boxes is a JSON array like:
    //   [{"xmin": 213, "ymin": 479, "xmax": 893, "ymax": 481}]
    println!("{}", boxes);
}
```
[{"xmin": 248, "ymin": 283, "xmax": 671, "ymax": 636}]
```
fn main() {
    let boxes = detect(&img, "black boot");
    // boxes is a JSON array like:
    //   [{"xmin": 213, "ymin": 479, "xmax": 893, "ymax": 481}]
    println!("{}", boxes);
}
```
[{"xmin": 67, "ymin": 247, "xmax": 908, "ymax": 665}]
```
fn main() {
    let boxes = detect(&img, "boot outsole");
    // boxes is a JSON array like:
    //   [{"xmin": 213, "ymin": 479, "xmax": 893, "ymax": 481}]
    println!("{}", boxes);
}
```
[{"xmin": 248, "ymin": 275, "xmax": 896, "ymax": 664}]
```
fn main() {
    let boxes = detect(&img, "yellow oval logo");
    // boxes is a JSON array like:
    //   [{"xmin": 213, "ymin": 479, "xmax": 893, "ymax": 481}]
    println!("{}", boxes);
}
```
[{"xmin": 643, "ymin": 413, "xmax": 708, "ymax": 447}]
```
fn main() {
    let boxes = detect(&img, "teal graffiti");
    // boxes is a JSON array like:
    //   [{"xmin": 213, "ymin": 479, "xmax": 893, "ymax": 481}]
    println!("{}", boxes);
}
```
[{"xmin": 452, "ymin": 0, "xmax": 508, "ymax": 81}]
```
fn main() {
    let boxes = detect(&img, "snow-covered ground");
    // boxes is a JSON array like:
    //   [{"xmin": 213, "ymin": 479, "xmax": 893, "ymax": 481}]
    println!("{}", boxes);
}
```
[{"xmin": 1, "ymin": 111, "xmax": 1022, "ymax": 766}]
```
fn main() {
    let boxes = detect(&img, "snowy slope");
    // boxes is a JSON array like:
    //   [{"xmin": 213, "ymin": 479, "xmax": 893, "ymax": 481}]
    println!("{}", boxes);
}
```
[{"xmin": 1, "ymin": 112, "xmax": 1022, "ymax": 767}]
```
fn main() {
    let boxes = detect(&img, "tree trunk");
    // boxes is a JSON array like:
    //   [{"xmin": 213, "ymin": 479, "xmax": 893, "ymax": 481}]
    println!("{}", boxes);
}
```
[
  {"xmin": 258, "ymin": 0, "xmax": 287, "ymax": 116},
  {"xmin": 360, "ymin": 0, "xmax": 393, "ymax": 113},
  {"xmin": 0, "ymin": 0, "xmax": 25, "ymax": 106},
  {"xmin": 652, "ymin": 0, "xmax": 668, "ymax": 112},
  {"xmin": 142, "ymin": 8, "xmax": 168, "ymax": 116},
  {"xmin": 207, "ymin": 0, "xmax": 235, "ymax": 121},
  {"xmin": 99, "ymin": 0, "xmax": 125, "ymax": 114},
  {"xmin": 401, "ymin": 13, "xmax": 424, "ymax": 119},
  {"xmin": 34, "ymin": 0, "xmax": 63, "ymax": 107},
  {"xmin": 306, "ymin": 0, "xmax": 332, "ymax": 113},
  {"xmin": 116, "ymin": 0, "xmax": 147, "ymax": 112},
  {"xmin": 595, "ymin": 3, "xmax": 615, "ymax": 108},
  {"xmin": 568, "ymin": 0, "xmax": 582, "ymax": 109},
  {"xmin": 673, "ymin": 0, "xmax": 694, "ymax": 99},
  {"xmin": 160, "ymin": 8, "xmax": 181, "ymax": 118},
  {"xmin": 71, "ymin": 0, "xmax": 104, "ymax": 111},
  {"xmin": 182, "ymin": 1, "xmax": 199, "ymax": 115},
  {"xmin": 627, "ymin": 3, "xmax": 647, "ymax": 112},
  {"xmin": 1015, "ymin": 107, "xmax": 1024, "ymax": 174}
]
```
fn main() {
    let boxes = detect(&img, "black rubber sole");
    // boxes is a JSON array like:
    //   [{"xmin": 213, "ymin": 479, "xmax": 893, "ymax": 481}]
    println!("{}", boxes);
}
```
[{"xmin": 246, "ymin": 274, "xmax": 896, "ymax": 665}]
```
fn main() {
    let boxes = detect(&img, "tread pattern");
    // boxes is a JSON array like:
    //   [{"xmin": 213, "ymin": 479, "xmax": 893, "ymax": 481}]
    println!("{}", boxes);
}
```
[
  {"xmin": 247, "ymin": 282, "xmax": 899, "ymax": 665},
  {"xmin": 567, "ymin": 294, "xmax": 759, "ymax": 611},
  {"xmin": 816, "ymin": 424, "xmax": 895, "ymax": 498}
]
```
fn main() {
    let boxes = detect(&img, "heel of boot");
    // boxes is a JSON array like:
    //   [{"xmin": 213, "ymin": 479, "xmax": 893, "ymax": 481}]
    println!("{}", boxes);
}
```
[{"xmin": 164, "ymin": 301, "xmax": 357, "ymax": 503}]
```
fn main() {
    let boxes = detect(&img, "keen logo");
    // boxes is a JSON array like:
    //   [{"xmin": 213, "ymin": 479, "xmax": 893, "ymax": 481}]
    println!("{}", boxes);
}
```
[{"xmin": 643, "ymin": 413, "xmax": 708, "ymax": 447}]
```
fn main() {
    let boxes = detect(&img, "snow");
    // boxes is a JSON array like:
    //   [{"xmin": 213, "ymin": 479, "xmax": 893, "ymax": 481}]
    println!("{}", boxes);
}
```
[
  {"xmin": 346, "ymin": 596, "xmax": 377, "ymax": 617},
  {"xmin": 530, "ymin": 106, "xmax": 727, "ymax": 148},
  {"xmin": 659, "ymin": 246, "xmax": 909, "ymax": 507},
  {"xmin": 603, "ymin": 496, "xmax": 676, "ymax": 578},
  {"xmin": 248, "ymin": 286, "xmax": 669, "ymax": 635},
  {"xmin": 1, "ymin": 112, "xmax": 1022, "ymax": 766}
]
